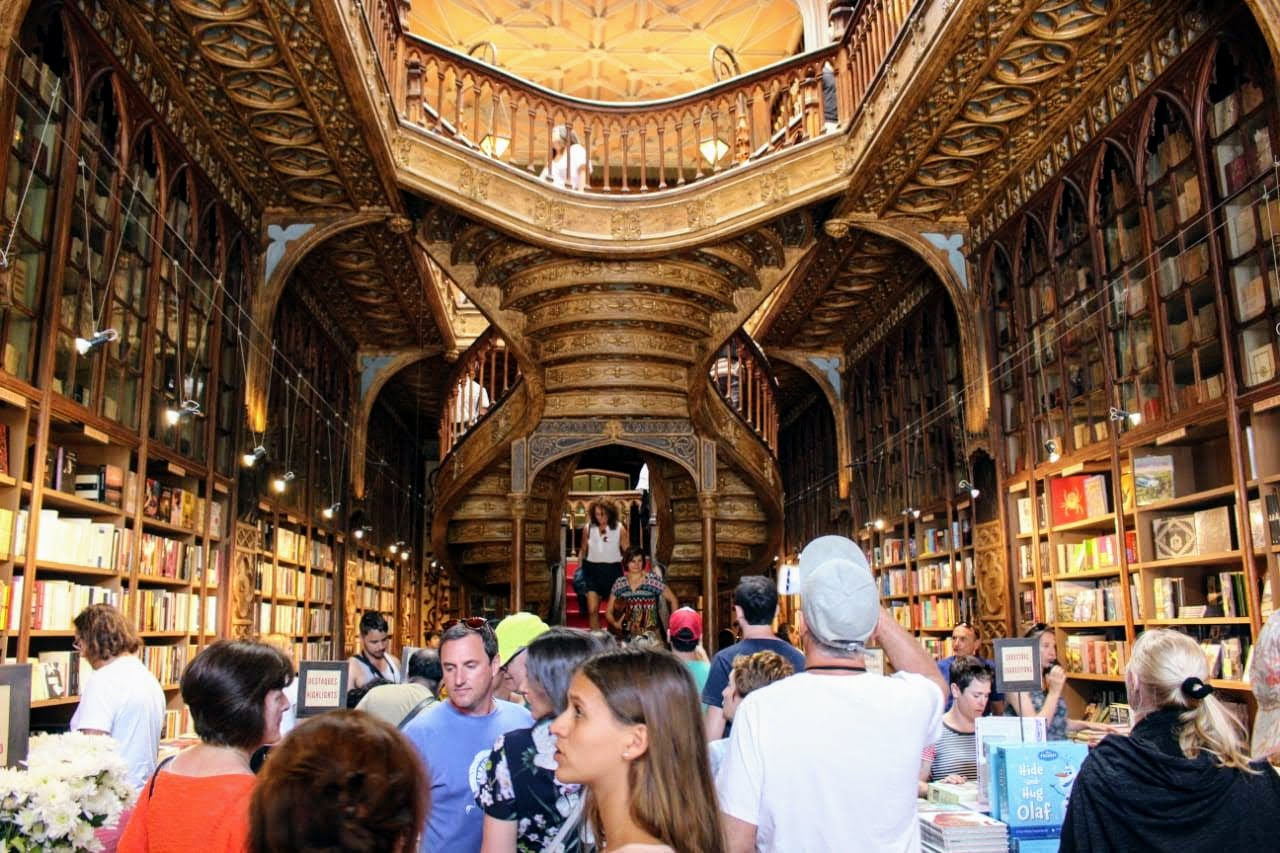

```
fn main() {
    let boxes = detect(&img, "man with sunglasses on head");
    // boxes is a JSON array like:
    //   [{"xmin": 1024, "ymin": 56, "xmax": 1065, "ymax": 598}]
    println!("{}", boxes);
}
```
[{"xmin": 402, "ymin": 617, "xmax": 533, "ymax": 853}]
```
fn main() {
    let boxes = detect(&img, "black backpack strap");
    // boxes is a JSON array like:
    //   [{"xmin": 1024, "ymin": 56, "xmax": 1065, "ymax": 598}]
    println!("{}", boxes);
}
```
[
  {"xmin": 146, "ymin": 754, "xmax": 177, "ymax": 799},
  {"xmin": 398, "ymin": 695, "xmax": 436, "ymax": 729}
]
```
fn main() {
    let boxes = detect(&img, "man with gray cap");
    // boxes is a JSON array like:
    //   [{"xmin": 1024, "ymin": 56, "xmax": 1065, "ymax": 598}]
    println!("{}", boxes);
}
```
[{"xmin": 718, "ymin": 536, "xmax": 946, "ymax": 853}]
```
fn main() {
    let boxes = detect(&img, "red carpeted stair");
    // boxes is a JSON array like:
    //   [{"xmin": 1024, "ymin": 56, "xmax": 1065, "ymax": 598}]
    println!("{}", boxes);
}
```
[{"xmin": 564, "ymin": 558, "xmax": 608, "ymax": 629}]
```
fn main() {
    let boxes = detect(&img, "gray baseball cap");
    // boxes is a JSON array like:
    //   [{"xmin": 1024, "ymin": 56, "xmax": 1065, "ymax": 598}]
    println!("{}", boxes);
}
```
[{"xmin": 797, "ymin": 536, "xmax": 879, "ymax": 651}]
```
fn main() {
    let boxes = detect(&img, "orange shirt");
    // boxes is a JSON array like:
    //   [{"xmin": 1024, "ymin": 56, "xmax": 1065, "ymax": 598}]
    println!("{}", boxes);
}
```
[{"xmin": 119, "ymin": 771, "xmax": 254, "ymax": 853}]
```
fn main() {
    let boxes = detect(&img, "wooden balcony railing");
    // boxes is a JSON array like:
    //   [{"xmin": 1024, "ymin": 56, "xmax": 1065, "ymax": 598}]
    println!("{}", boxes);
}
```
[
  {"xmin": 711, "ymin": 331, "xmax": 779, "ymax": 454},
  {"xmin": 364, "ymin": 0, "xmax": 921, "ymax": 194},
  {"xmin": 439, "ymin": 328, "xmax": 521, "ymax": 459}
]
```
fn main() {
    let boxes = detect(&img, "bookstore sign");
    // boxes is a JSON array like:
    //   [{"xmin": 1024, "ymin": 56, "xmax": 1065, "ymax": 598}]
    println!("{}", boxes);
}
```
[
  {"xmin": 296, "ymin": 661, "xmax": 347, "ymax": 717},
  {"xmin": 993, "ymin": 638, "xmax": 1042, "ymax": 694}
]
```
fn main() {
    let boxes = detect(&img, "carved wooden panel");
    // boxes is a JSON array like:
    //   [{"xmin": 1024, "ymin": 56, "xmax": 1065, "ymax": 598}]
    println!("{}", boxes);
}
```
[
  {"xmin": 974, "ymin": 519, "xmax": 1010, "ymax": 646},
  {"xmin": 231, "ymin": 523, "xmax": 261, "ymax": 639}
]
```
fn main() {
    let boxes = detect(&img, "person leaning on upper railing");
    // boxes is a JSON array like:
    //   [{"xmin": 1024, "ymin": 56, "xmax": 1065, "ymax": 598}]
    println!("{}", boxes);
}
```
[{"xmin": 540, "ymin": 124, "xmax": 589, "ymax": 191}]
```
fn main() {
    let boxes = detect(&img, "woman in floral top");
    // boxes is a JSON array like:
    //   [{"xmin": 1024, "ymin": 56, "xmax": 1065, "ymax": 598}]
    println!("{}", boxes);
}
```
[
  {"xmin": 605, "ymin": 549, "xmax": 679, "ymax": 641},
  {"xmin": 477, "ymin": 628, "xmax": 605, "ymax": 853}
]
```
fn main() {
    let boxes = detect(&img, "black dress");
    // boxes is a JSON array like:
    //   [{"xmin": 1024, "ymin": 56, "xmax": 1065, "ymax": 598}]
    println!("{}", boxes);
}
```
[{"xmin": 1060, "ymin": 707, "xmax": 1280, "ymax": 852}]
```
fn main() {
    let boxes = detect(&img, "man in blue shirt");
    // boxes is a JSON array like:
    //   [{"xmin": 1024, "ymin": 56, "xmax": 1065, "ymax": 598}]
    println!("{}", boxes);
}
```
[
  {"xmin": 937, "ymin": 621, "xmax": 1004, "ymax": 714},
  {"xmin": 403, "ymin": 618, "xmax": 533, "ymax": 852},
  {"xmin": 702, "ymin": 575, "xmax": 806, "ymax": 739}
]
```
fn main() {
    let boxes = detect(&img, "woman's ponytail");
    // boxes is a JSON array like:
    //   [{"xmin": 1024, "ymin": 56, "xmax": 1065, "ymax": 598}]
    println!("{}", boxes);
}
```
[{"xmin": 1129, "ymin": 630, "xmax": 1256, "ymax": 772}]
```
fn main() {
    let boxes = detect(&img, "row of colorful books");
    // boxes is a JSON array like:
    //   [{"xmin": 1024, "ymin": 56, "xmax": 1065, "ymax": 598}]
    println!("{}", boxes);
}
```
[
  {"xmin": 1054, "ymin": 578, "xmax": 1129, "ymax": 623},
  {"xmin": 257, "ymin": 602, "xmax": 334, "ymax": 636},
  {"xmin": 142, "ymin": 478, "xmax": 223, "ymax": 537},
  {"xmin": 10, "ymin": 578, "xmax": 119, "ymax": 631},
  {"xmin": 123, "ymin": 588, "xmax": 212, "ymax": 634},
  {"xmin": 1063, "ymin": 634, "xmax": 1130, "ymax": 676},
  {"xmin": 140, "ymin": 643, "xmax": 191, "ymax": 686}
]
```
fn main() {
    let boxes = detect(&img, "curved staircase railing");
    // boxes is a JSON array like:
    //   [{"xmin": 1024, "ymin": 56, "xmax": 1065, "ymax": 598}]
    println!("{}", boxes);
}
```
[
  {"xmin": 360, "ymin": 0, "xmax": 922, "ymax": 194},
  {"xmin": 710, "ymin": 330, "xmax": 779, "ymax": 455},
  {"xmin": 438, "ymin": 327, "xmax": 521, "ymax": 458}
]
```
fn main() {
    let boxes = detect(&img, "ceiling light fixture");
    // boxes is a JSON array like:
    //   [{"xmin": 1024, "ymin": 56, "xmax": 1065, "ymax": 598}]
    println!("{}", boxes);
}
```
[
  {"xmin": 1045, "ymin": 440, "xmax": 1061, "ymax": 464},
  {"xmin": 241, "ymin": 445, "xmax": 267, "ymax": 467},
  {"xmin": 164, "ymin": 399, "xmax": 202, "ymax": 426},
  {"xmin": 1109, "ymin": 406, "xmax": 1142, "ymax": 427},
  {"xmin": 480, "ymin": 134, "xmax": 510, "ymax": 158},
  {"xmin": 74, "ymin": 328, "xmax": 118, "ymax": 355},
  {"xmin": 958, "ymin": 479, "xmax": 980, "ymax": 500},
  {"xmin": 271, "ymin": 470, "xmax": 295, "ymax": 494},
  {"xmin": 699, "ymin": 136, "xmax": 729, "ymax": 164}
]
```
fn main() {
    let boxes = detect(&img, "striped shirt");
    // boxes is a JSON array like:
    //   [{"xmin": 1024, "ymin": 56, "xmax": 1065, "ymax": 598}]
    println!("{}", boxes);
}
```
[{"xmin": 928, "ymin": 722, "xmax": 977, "ymax": 781}]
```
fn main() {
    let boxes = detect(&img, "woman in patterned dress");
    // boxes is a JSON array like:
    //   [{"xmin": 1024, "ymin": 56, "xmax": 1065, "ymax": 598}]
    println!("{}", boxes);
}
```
[{"xmin": 605, "ymin": 549, "xmax": 679, "ymax": 642}]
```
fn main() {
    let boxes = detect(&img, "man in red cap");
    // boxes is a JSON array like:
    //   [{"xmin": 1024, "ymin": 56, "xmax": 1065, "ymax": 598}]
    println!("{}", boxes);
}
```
[{"xmin": 668, "ymin": 606, "xmax": 710, "ymax": 697}]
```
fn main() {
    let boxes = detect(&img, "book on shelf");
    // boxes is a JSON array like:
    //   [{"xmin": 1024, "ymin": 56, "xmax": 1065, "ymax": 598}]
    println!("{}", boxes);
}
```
[
  {"xmin": 0, "ymin": 422, "xmax": 8, "ymax": 476},
  {"xmin": 1049, "ymin": 476, "xmax": 1092, "ymax": 526},
  {"xmin": 1152, "ymin": 514, "xmax": 1197, "ymax": 560},
  {"xmin": 1249, "ymin": 343, "xmax": 1277, "ymax": 387},
  {"xmin": 1227, "ymin": 205, "xmax": 1258, "ymax": 258},
  {"xmin": 28, "ymin": 580, "xmax": 119, "ymax": 630},
  {"xmin": 1017, "ymin": 497, "xmax": 1033, "ymax": 535},
  {"xmin": 1064, "ymin": 634, "xmax": 1129, "ymax": 676},
  {"xmin": 1211, "ymin": 92, "xmax": 1240, "ymax": 137},
  {"xmin": 1132, "ymin": 449, "xmax": 1194, "ymax": 505},
  {"xmin": 1152, "ymin": 577, "xmax": 1186, "ymax": 620},
  {"xmin": 34, "ymin": 510, "xmax": 124, "ymax": 569}
]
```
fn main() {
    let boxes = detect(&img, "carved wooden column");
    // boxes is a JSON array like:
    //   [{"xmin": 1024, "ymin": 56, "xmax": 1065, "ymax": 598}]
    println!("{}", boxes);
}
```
[
  {"xmin": 699, "ymin": 493, "xmax": 718, "ymax": 648},
  {"xmin": 509, "ymin": 492, "xmax": 529, "ymax": 612}
]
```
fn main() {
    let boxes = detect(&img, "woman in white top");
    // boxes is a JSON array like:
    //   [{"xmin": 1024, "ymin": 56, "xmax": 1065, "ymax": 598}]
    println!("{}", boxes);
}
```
[
  {"xmin": 578, "ymin": 500, "xmax": 627, "ymax": 631},
  {"xmin": 541, "ymin": 124, "xmax": 589, "ymax": 191}
]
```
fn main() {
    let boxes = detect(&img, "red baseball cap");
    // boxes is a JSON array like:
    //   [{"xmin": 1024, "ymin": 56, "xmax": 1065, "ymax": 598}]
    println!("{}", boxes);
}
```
[{"xmin": 668, "ymin": 607, "xmax": 703, "ymax": 642}]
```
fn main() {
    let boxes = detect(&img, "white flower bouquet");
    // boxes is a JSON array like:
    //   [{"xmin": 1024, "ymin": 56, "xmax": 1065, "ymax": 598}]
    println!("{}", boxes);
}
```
[{"xmin": 0, "ymin": 732, "xmax": 136, "ymax": 852}]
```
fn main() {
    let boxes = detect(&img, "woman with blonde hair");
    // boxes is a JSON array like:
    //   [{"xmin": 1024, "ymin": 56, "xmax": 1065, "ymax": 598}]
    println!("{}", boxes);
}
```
[
  {"xmin": 550, "ymin": 647, "xmax": 724, "ymax": 853},
  {"xmin": 1060, "ymin": 629, "xmax": 1280, "ymax": 851}
]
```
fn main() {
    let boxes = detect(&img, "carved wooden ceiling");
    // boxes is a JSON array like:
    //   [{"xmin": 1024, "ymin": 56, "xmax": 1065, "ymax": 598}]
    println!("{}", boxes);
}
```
[
  {"xmin": 291, "ymin": 224, "xmax": 442, "ymax": 348},
  {"xmin": 405, "ymin": 0, "xmax": 804, "ymax": 101},
  {"xmin": 89, "ymin": 0, "xmax": 448, "ymax": 360},
  {"xmin": 760, "ymin": 229, "xmax": 933, "ymax": 352},
  {"xmin": 848, "ymin": 0, "xmax": 1184, "ymax": 220},
  {"xmin": 94, "ymin": 0, "xmax": 395, "ymax": 211}
]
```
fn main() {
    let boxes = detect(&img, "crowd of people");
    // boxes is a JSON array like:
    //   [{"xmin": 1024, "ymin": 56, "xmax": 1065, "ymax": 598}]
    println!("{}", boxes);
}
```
[{"xmin": 59, "ymin": 533, "xmax": 1280, "ymax": 852}]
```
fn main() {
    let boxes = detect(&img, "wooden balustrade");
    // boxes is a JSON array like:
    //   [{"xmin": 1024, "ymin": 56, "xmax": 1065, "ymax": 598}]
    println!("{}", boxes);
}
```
[
  {"xmin": 439, "ymin": 328, "xmax": 520, "ymax": 458},
  {"xmin": 355, "ymin": 0, "xmax": 406, "ymax": 92},
  {"xmin": 389, "ymin": 0, "xmax": 921, "ymax": 193},
  {"xmin": 710, "ymin": 332, "xmax": 779, "ymax": 454}
]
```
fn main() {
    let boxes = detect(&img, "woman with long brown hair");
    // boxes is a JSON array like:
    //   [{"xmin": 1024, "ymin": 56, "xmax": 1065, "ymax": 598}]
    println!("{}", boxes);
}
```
[
  {"xmin": 550, "ymin": 647, "xmax": 723, "ymax": 853},
  {"xmin": 578, "ymin": 500, "xmax": 627, "ymax": 632}
]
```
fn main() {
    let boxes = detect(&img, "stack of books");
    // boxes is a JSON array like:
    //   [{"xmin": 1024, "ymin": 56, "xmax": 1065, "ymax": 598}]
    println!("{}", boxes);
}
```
[{"xmin": 917, "ymin": 803, "xmax": 1008, "ymax": 853}]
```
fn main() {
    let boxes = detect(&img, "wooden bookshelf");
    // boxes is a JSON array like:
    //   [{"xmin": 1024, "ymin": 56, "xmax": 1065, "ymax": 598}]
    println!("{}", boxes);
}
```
[{"xmin": 975, "ymin": 22, "xmax": 1278, "ymax": 722}]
